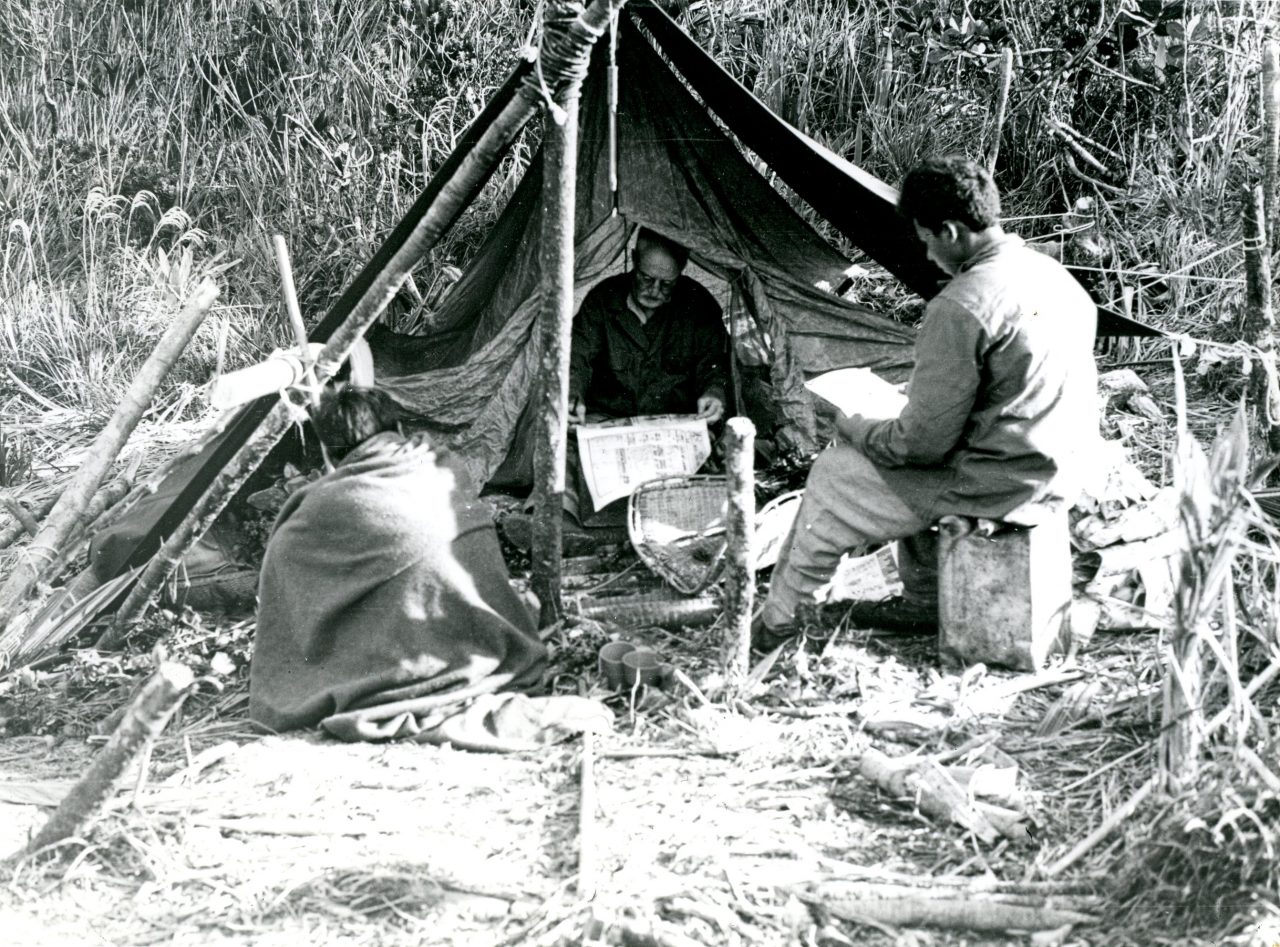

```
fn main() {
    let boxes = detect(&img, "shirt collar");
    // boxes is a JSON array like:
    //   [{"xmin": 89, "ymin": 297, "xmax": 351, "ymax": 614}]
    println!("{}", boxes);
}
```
[{"xmin": 956, "ymin": 233, "xmax": 1024, "ymax": 274}]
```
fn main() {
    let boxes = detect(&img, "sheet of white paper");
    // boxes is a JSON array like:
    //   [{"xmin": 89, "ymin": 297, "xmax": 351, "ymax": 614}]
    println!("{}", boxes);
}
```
[
  {"xmin": 576, "ymin": 415, "xmax": 711, "ymax": 509},
  {"xmin": 804, "ymin": 367, "xmax": 907, "ymax": 419}
]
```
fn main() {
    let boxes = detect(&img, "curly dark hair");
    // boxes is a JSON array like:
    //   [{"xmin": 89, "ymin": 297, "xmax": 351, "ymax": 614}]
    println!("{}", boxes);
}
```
[
  {"xmin": 311, "ymin": 385, "xmax": 403, "ymax": 459},
  {"xmin": 898, "ymin": 156, "xmax": 1001, "ymax": 233}
]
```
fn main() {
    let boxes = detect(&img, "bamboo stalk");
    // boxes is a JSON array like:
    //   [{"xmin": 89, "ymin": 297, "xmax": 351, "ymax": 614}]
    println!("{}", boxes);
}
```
[
  {"xmin": 530, "ymin": 4, "xmax": 585, "ymax": 627},
  {"xmin": 1263, "ymin": 38, "xmax": 1279, "ymax": 248},
  {"xmin": 13, "ymin": 662, "xmax": 193, "ymax": 859},
  {"xmin": 987, "ymin": 47, "xmax": 1014, "ymax": 174},
  {"xmin": 95, "ymin": 0, "xmax": 627, "ymax": 644},
  {"xmin": 1242, "ymin": 184, "xmax": 1280, "ymax": 456},
  {"xmin": 722, "ymin": 417, "xmax": 756, "ymax": 690},
  {"xmin": 0, "ymin": 283, "xmax": 218, "ymax": 651}
]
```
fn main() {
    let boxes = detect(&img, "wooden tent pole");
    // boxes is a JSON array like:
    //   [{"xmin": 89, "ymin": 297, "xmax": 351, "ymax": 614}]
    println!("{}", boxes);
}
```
[
  {"xmin": 0, "ymin": 282, "xmax": 218, "ymax": 650},
  {"xmin": 531, "ymin": 0, "xmax": 625, "ymax": 625},
  {"xmin": 93, "ymin": 0, "xmax": 626, "ymax": 649},
  {"xmin": 723, "ymin": 417, "xmax": 756, "ymax": 691}
]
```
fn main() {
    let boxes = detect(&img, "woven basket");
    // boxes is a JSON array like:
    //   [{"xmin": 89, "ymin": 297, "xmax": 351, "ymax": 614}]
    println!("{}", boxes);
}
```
[{"xmin": 628, "ymin": 475, "xmax": 729, "ymax": 595}]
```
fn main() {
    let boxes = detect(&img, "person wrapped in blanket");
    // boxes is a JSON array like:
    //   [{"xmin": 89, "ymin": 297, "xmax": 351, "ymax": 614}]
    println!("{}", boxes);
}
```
[{"xmin": 249, "ymin": 385, "xmax": 609, "ymax": 748}]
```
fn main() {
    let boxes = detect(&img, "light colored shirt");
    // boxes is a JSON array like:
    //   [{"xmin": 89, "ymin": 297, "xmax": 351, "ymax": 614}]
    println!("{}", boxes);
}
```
[{"xmin": 839, "ymin": 234, "xmax": 1098, "ymax": 525}]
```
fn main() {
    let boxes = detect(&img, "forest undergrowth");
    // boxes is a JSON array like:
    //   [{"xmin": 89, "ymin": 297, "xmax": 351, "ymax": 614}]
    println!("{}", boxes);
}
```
[{"xmin": 2, "ymin": 0, "xmax": 1280, "ymax": 943}]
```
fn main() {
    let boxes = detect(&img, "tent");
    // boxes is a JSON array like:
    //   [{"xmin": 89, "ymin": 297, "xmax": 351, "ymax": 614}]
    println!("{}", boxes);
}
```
[{"xmin": 90, "ymin": 2, "xmax": 1159, "ymax": 584}]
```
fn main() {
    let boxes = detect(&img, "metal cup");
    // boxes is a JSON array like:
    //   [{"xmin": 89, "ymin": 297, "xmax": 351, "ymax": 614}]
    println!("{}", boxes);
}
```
[{"xmin": 598, "ymin": 641, "xmax": 637, "ymax": 689}]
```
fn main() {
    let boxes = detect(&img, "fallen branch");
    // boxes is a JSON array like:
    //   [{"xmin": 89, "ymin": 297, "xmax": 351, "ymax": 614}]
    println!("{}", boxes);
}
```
[
  {"xmin": 13, "ymin": 662, "xmax": 194, "ymax": 859},
  {"xmin": 0, "ymin": 283, "xmax": 219, "ymax": 649},
  {"xmin": 858, "ymin": 748, "xmax": 1027, "ymax": 844},
  {"xmin": 796, "ymin": 879, "xmax": 1096, "ymax": 933}
]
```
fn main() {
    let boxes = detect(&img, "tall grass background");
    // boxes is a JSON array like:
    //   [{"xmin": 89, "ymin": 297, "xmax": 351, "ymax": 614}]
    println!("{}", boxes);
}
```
[{"xmin": 0, "ymin": 0, "xmax": 1271, "ymax": 424}]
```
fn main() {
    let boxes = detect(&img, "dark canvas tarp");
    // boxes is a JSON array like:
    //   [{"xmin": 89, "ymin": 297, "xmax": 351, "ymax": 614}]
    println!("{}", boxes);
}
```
[{"xmin": 373, "ymin": 18, "xmax": 915, "ymax": 488}]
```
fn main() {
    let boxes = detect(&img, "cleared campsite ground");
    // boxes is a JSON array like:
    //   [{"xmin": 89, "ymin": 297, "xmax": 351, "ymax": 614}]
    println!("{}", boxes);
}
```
[{"xmin": 0, "ymin": 620, "xmax": 1171, "ymax": 947}]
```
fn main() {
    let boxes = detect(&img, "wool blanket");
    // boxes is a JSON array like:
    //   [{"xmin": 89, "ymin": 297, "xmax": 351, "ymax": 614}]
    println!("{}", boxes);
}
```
[{"xmin": 249, "ymin": 432, "xmax": 550, "ymax": 742}]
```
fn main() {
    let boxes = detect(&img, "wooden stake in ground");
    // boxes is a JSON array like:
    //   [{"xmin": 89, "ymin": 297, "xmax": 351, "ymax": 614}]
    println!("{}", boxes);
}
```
[
  {"xmin": 531, "ymin": 0, "xmax": 604, "ymax": 626},
  {"xmin": 722, "ymin": 417, "xmax": 756, "ymax": 690},
  {"xmin": 14, "ymin": 662, "xmax": 193, "ymax": 860},
  {"xmin": 272, "ymin": 234, "xmax": 319, "ymax": 405},
  {"xmin": 577, "ymin": 731, "xmax": 597, "ymax": 900},
  {"xmin": 94, "ymin": 0, "xmax": 626, "ymax": 644},
  {"xmin": 1242, "ymin": 185, "xmax": 1280, "ymax": 456},
  {"xmin": 0, "ymin": 282, "xmax": 219, "ymax": 650}
]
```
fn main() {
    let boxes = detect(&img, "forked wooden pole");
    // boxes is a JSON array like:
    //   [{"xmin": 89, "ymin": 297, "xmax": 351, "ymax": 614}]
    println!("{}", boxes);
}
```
[
  {"xmin": 723, "ymin": 417, "xmax": 756, "ymax": 690},
  {"xmin": 531, "ymin": 0, "xmax": 609, "ymax": 626}
]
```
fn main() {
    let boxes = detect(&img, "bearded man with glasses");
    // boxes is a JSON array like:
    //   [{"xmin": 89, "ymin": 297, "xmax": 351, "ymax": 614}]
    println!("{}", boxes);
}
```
[{"xmin": 568, "ymin": 227, "xmax": 727, "ymax": 427}]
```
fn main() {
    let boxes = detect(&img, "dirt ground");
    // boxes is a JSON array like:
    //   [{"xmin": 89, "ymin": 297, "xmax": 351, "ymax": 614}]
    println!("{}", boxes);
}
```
[{"xmin": 2, "ymin": 614, "xmax": 1237, "ymax": 947}]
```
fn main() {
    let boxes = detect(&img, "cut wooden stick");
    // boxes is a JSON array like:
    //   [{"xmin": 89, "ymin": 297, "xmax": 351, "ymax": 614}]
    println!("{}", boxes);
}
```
[
  {"xmin": 0, "ymin": 495, "xmax": 56, "ymax": 550},
  {"xmin": 722, "ymin": 417, "xmax": 756, "ymax": 691},
  {"xmin": 0, "ymin": 282, "xmax": 218, "ymax": 651},
  {"xmin": 0, "ymin": 492, "xmax": 40, "ymax": 538},
  {"xmin": 272, "ymin": 234, "xmax": 319, "ymax": 405},
  {"xmin": 578, "ymin": 730, "xmax": 597, "ymax": 900},
  {"xmin": 12, "ymin": 662, "xmax": 194, "ymax": 860},
  {"xmin": 530, "ymin": 14, "xmax": 583, "ymax": 627},
  {"xmin": 987, "ymin": 47, "xmax": 1014, "ymax": 174}
]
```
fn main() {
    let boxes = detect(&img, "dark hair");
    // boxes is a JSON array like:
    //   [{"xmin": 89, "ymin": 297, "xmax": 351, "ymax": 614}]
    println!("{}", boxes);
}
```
[
  {"xmin": 898, "ymin": 156, "xmax": 1001, "ymax": 233},
  {"xmin": 634, "ymin": 226, "xmax": 689, "ymax": 270},
  {"xmin": 312, "ymin": 385, "xmax": 402, "ymax": 458}
]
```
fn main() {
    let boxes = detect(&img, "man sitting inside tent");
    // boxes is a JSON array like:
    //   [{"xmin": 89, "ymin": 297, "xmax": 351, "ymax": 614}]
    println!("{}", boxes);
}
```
[
  {"xmin": 568, "ymin": 227, "xmax": 727, "ymax": 429},
  {"xmin": 249, "ymin": 385, "xmax": 555, "ymax": 744},
  {"xmin": 497, "ymin": 228, "xmax": 730, "ymax": 539},
  {"xmin": 756, "ymin": 156, "xmax": 1098, "ymax": 644}
]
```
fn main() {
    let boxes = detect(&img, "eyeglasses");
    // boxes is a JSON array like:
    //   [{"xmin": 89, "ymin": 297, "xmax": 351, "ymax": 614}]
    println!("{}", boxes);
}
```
[{"xmin": 634, "ymin": 270, "xmax": 677, "ymax": 293}]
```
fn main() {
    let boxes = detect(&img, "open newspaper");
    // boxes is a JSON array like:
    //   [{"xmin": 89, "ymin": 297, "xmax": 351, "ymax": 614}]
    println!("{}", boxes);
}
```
[
  {"xmin": 576, "ymin": 414, "xmax": 711, "ymax": 510},
  {"xmin": 804, "ymin": 367, "xmax": 907, "ymax": 419}
]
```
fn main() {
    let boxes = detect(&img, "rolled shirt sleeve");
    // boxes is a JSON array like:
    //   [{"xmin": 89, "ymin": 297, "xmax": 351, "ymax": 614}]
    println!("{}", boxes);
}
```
[{"xmin": 840, "ymin": 296, "xmax": 982, "ymax": 468}]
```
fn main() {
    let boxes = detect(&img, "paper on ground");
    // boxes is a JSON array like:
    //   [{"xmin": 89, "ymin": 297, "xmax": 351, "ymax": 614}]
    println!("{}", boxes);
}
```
[
  {"xmin": 816, "ymin": 543, "xmax": 903, "ymax": 604},
  {"xmin": 804, "ymin": 367, "xmax": 907, "ymax": 419},
  {"xmin": 577, "ymin": 414, "xmax": 711, "ymax": 509}
]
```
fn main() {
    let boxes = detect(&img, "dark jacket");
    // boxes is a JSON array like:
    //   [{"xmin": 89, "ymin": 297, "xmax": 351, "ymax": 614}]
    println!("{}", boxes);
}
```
[
  {"xmin": 840, "ymin": 235, "xmax": 1098, "ymax": 525},
  {"xmin": 568, "ymin": 273, "xmax": 728, "ymax": 418}
]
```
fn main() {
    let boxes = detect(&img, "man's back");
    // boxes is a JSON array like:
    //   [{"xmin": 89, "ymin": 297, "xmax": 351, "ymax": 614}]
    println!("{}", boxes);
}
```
[{"xmin": 928, "ymin": 236, "xmax": 1098, "ymax": 521}]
